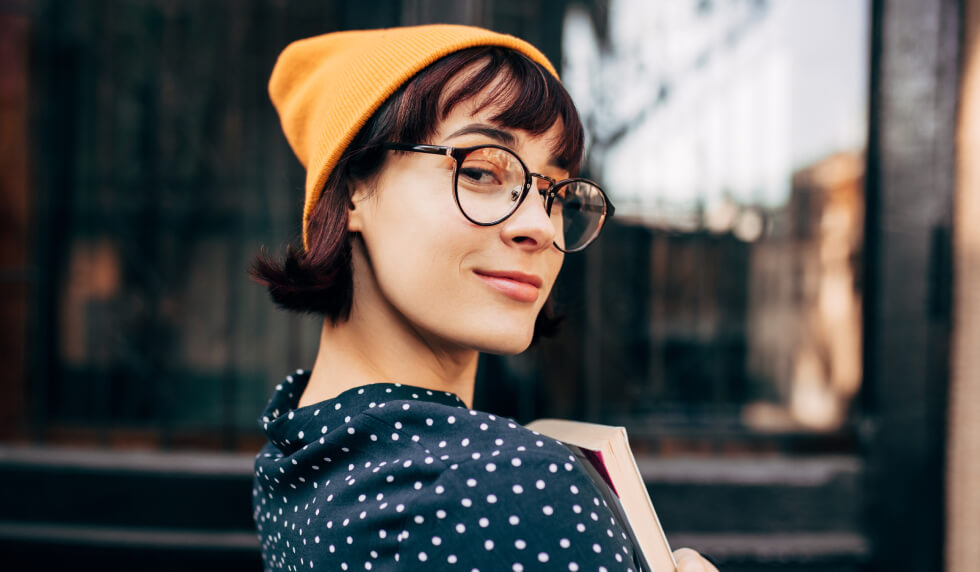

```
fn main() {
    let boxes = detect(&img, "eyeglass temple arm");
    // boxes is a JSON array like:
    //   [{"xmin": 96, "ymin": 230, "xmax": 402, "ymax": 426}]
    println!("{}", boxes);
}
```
[{"xmin": 381, "ymin": 142, "xmax": 452, "ymax": 156}]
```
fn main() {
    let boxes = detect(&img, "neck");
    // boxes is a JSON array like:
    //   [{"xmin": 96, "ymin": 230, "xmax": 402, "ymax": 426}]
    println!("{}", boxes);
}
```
[{"xmin": 300, "ymin": 301, "xmax": 480, "ymax": 410}]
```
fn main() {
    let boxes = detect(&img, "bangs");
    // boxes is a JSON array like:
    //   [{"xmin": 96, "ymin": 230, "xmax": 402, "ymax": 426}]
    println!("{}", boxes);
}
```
[{"xmin": 392, "ymin": 47, "xmax": 585, "ymax": 173}]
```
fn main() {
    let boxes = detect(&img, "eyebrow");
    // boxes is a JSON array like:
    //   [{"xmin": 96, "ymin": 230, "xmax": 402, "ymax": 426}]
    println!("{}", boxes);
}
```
[
  {"xmin": 444, "ymin": 123, "xmax": 564, "ymax": 169},
  {"xmin": 445, "ymin": 124, "xmax": 517, "ymax": 147}
]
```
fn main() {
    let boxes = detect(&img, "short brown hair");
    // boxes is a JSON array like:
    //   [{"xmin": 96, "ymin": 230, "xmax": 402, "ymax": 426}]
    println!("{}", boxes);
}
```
[{"xmin": 251, "ymin": 46, "xmax": 584, "ymax": 342}]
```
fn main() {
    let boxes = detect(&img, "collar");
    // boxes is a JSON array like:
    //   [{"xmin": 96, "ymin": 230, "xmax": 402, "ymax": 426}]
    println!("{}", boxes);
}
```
[{"xmin": 259, "ymin": 370, "xmax": 467, "ymax": 453}]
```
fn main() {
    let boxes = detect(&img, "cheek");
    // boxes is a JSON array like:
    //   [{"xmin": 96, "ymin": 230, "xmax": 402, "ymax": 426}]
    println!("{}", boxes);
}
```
[{"xmin": 365, "ymin": 185, "xmax": 476, "ymax": 295}]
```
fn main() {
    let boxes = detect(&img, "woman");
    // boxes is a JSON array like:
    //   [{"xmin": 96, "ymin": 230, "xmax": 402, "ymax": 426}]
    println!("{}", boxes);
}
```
[{"xmin": 252, "ymin": 24, "xmax": 717, "ymax": 572}]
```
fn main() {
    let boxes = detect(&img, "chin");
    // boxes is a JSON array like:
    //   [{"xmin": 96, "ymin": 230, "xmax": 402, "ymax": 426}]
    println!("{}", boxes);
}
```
[
  {"xmin": 478, "ymin": 338, "xmax": 534, "ymax": 356},
  {"xmin": 466, "ymin": 320, "xmax": 537, "ymax": 355}
]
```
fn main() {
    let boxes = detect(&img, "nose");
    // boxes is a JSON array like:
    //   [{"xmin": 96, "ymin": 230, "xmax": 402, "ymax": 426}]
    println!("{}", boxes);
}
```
[{"xmin": 499, "ymin": 181, "xmax": 557, "ymax": 251}]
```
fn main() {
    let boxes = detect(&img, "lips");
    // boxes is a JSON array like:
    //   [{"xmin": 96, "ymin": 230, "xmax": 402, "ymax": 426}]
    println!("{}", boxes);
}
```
[{"xmin": 473, "ymin": 270, "xmax": 543, "ymax": 303}]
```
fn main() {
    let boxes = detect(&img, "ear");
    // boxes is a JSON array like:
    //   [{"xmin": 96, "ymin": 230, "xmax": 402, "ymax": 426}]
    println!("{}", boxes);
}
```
[{"xmin": 346, "ymin": 180, "xmax": 370, "ymax": 233}]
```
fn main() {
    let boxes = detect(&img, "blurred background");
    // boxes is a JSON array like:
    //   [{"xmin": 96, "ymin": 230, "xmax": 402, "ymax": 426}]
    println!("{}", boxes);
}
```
[{"xmin": 1, "ymin": 0, "xmax": 977, "ymax": 570}]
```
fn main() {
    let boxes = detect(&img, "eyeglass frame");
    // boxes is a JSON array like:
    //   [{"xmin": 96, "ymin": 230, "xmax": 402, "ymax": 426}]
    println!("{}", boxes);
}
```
[{"xmin": 380, "ymin": 142, "xmax": 614, "ymax": 252}]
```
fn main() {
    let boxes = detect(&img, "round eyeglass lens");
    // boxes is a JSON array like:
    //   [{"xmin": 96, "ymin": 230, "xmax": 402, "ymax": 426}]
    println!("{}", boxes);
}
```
[
  {"xmin": 552, "ymin": 180, "xmax": 607, "ymax": 251},
  {"xmin": 455, "ymin": 146, "xmax": 527, "ymax": 224}
]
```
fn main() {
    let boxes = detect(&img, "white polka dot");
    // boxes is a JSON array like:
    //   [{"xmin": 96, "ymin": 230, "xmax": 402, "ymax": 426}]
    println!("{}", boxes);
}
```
[
  {"xmin": 447, "ymin": 416, "xmax": 456, "ymax": 424},
  {"xmin": 543, "ymin": 505, "xmax": 554, "ymax": 515},
  {"xmin": 515, "ymin": 539, "xmax": 527, "ymax": 550},
  {"xmin": 569, "ymin": 563, "xmax": 579, "ymax": 571},
  {"xmin": 486, "ymin": 494, "xmax": 497, "ymax": 503},
  {"xmin": 484, "ymin": 540, "xmax": 494, "ymax": 550},
  {"xmin": 593, "ymin": 543, "xmax": 602, "ymax": 553},
  {"xmin": 466, "ymin": 478, "xmax": 478, "ymax": 487},
  {"xmin": 478, "ymin": 517, "xmax": 489, "ymax": 527},
  {"xmin": 485, "ymin": 463, "xmax": 497, "ymax": 472},
  {"xmin": 432, "ymin": 536, "xmax": 442, "ymax": 546},
  {"xmin": 455, "ymin": 523, "xmax": 466, "ymax": 533},
  {"xmin": 436, "ymin": 509, "xmax": 447, "ymax": 519},
  {"xmin": 461, "ymin": 498, "xmax": 473, "ymax": 507},
  {"xmin": 418, "ymin": 552, "xmax": 427, "ymax": 561},
  {"xmin": 535, "ymin": 479, "xmax": 545, "ymax": 489},
  {"xmin": 512, "ymin": 565, "xmax": 524, "ymax": 572},
  {"xmin": 559, "ymin": 538, "xmax": 570, "ymax": 548},
  {"xmin": 512, "ymin": 484, "xmax": 523, "ymax": 494},
  {"xmin": 297, "ymin": 431, "xmax": 304, "ymax": 439},
  {"xmin": 448, "ymin": 555, "xmax": 458, "ymax": 564},
  {"xmin": 537, "ymin": 552, "xmax": 549, "ymax": 563},
  {"xmin": 509, "ymin": 515, "xmax": 520, "ymax": 525},
  {"xmin": 570, "ymin": 485, "xmax": 579, "ymax": 494}
]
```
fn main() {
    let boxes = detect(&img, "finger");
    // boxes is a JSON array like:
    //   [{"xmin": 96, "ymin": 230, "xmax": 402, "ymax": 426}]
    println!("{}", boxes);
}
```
[
  {"xmin": 672, "ymin": 547, "xmax": 719, "ymax": 572},
  {"xmin": 673, "ymin": 547, "xmax": 707, "ymax": 572}
]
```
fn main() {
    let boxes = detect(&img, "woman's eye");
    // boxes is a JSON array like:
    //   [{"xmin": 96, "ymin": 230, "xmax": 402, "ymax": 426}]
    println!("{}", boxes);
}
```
[{"xmin": 459, "ymin": 164, "xmax": 503, "ymax": 185}]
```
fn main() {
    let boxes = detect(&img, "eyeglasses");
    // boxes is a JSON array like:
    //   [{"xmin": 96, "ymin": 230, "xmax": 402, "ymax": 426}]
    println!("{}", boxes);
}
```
[{"xmin": 382, "ymin": 142, "xmax": 614, "ymax": 252}]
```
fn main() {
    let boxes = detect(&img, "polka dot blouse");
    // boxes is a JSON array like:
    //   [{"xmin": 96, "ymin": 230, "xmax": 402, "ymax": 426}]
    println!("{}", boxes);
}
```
[{"xmin": 252, "ymin": 370, "xmax": 644, "ymax": 571}]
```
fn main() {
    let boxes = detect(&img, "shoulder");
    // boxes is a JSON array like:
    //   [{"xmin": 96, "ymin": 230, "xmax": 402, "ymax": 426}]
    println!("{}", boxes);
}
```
[
  {"xmin": 361, "ymin": 399, "xmax": 573, "ymax": 465},
  {"xmin": 254, "ymin": 393, "xmax": 641, "ymax": 570},
  {"xmin": 373, "ymin": 411, "xmax": 640, "ymax": 570}
]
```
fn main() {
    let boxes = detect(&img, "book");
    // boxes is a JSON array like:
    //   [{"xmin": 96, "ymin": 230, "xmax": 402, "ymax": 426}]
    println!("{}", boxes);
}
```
[{"xmin": 525, "ymin": 419, "xmax": 677, "ymax": 572}]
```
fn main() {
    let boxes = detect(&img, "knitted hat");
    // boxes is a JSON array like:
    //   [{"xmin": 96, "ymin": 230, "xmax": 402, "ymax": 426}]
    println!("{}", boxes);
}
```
[{"xmin": 268, "ymin": 24, "xmax": 560, "ymax": 249}]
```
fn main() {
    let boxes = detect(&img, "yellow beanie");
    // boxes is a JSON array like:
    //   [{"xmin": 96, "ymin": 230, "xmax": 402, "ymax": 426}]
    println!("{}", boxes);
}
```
[{"xmin": 268, "ymin": 24, "xmax": 560, "ymax": 249}]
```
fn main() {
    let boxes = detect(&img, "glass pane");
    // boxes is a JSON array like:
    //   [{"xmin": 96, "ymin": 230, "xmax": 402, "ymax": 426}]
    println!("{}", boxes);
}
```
[{"xmin": 531, "ymin": 0, "xmax": 869, "ymax": 435}]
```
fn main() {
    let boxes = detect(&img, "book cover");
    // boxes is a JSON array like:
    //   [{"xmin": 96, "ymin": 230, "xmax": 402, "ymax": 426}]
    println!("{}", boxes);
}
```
[{"xmin": 525, "ymin": 419, "xmax": 678, "ymax": 572}]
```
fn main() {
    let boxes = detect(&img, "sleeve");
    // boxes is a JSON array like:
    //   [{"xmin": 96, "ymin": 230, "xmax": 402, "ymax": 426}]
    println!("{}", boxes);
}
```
[{"xmin": 394, "ymin": 448, "xmax": 643, "ymax": 572}]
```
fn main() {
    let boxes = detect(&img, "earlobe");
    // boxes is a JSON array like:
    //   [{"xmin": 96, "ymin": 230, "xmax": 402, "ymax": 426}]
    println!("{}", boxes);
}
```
[
  {"xmin": 347, "ymin": 201, "xmax": 361, "ymax": 233},
  {"xmin": 346, "ymin": 181, "xmax": 368, "ymax": 233}
]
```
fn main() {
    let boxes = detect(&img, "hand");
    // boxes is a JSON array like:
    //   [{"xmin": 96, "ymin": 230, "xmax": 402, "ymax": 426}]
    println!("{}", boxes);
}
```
[{"xmin": 673, "ymin": 547, "xmax": 720, "ymax": 572}]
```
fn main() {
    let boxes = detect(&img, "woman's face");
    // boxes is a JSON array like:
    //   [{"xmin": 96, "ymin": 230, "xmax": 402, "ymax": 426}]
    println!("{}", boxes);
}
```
[{"xmin": 347, "ymin": 77, "xmax": 567, "ymax": 355}]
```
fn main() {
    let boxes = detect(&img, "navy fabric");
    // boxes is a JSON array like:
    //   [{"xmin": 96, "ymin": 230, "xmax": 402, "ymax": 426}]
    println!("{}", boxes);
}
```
[{"xmin": 252, "ymin": 370, "xmax": 642, "ymax": 571}]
